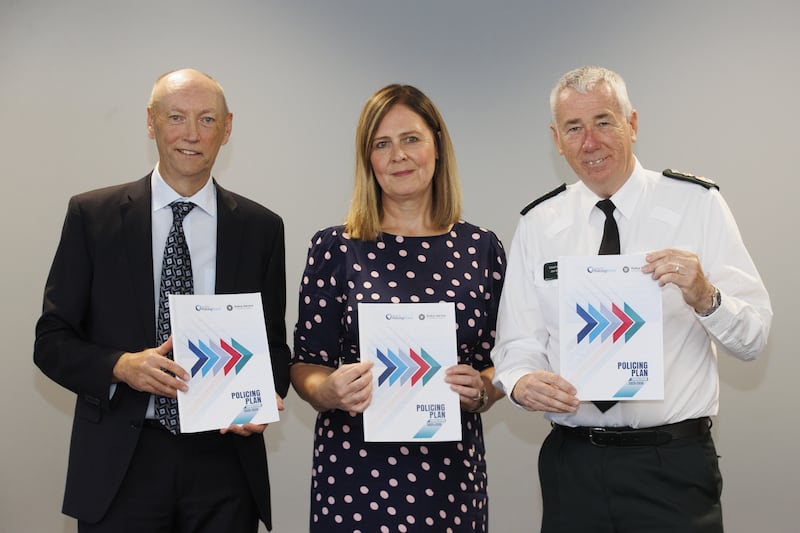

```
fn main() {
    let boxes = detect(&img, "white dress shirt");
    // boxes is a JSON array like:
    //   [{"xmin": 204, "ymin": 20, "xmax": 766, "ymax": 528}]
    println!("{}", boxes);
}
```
[
  {"xmin": 491, "ymin": 159, "xmax": 772, "ymax": 428},
  {"xmin": 142, "ymin": 165, "xmax": 217, "ymax": 417},
  {"xmin": 151, "ymin": 165, "xmax": 217, "ymax": 304}
]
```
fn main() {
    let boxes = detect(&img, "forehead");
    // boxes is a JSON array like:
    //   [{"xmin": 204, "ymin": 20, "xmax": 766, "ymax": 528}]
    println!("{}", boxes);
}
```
[
  {"xmin": 154, "ymin": 76, "xmax": 225, "ymax": 114},
  {"xmin": 375, "ymin": 104, "xmax": 430, "ymax": 135},
  {"xmin": 554, "ymin": 84, "xmax": 623, "ymax": 124}
]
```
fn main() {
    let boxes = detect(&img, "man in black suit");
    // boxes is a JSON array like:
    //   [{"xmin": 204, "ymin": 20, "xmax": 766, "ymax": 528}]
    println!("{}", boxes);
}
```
[{"xmin": 34, "ymin": 68, "xmax": 291, "ymax": 532}]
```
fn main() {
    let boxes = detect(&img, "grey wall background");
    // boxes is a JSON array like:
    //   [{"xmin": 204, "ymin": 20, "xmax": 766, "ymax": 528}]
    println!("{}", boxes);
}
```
[{"xmin": 1, "ymin": 1, "xmax": 796, "ymax": 532}]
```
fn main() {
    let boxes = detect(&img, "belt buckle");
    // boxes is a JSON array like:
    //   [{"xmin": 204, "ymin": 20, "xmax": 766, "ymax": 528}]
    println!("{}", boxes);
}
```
[{"xmin": 589, "ymin": 427, "xmax": 617, "ymax": 447}]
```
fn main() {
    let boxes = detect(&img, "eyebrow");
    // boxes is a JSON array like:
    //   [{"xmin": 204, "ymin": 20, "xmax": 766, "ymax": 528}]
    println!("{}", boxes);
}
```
[
  {"xmin": 163, "ymin": 106, "xmax": 219, "ymax": 116},
  {"xmin": 562, "ymin": 112, "xmax": 614, "ymax": 127},
  {"xmin": 373, "ymin": 129, "xmax": 423, "ymax": 140}
]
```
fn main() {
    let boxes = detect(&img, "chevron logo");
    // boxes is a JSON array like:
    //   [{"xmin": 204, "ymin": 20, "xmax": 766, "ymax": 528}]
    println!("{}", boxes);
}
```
[
  {"xmin": 375, "ymin": 347, "xmax": 442, "ymax": 387},
  {"xmin": 187, "ymin": 338, "xmax": 254, "ymax": 377},
  {"xmin": 576, "ymin": 302, "xmax": 645, "ymax": 344}
]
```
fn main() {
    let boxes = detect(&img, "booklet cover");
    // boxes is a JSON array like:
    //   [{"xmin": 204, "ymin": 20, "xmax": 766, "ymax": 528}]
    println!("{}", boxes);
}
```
[
  {"xmin": 558, "ymin": 254, "xmax": 664, "ymax": 401},
  {"xmin": 169, "ymin": 293, "xmax": 280, "ymax": 433},
  {"xmin": 359, "ymin": 302, "xmax": 461, "ymax": 442}
]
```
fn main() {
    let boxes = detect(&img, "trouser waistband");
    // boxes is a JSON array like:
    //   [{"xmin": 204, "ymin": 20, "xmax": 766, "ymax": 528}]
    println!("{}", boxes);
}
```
[{"xmin": 552, "ymin": 417, "xmax": 711, "ymax": 447}]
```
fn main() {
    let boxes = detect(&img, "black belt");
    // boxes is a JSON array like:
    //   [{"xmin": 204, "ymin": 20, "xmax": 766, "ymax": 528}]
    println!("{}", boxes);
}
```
[{"xmin": 553, "ymin": 417, "xmax": 711, "ymax": 447}]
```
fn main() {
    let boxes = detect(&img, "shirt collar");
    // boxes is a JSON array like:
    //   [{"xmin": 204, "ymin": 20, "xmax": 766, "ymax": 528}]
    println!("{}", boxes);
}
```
[
  {"xmin": 151, "ymin": 164, "xmax": 217, "ymax": 217},
  {"xmin": 575, "ymin": 157, "xmax": 645, "ymax": 223}
]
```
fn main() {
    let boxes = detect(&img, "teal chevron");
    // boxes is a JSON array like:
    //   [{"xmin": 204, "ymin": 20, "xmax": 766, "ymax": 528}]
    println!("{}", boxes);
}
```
[
  {"xmin": 420, "ymin": 348, "xmax": 441, "ymax": 385},
  {"xmin": 624, "ymin": 303, "xmax": 645, "ymax": 342},
  {"xmin": 232, "ymin": 338, "xmax": 253, "ymax": 373}
]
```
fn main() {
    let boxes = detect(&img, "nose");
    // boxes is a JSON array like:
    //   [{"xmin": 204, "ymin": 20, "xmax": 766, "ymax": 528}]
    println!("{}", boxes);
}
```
[
  {"xmin": 183, "ymin": 120, "xmax": 200, "ymax": 142},
  {"xmin": 581, "ymin": 128, "xmax": 598, "ymax": 151},
  {"xmin": 390, "ymin": 144, "xmax": 408, "ymax": 161}
]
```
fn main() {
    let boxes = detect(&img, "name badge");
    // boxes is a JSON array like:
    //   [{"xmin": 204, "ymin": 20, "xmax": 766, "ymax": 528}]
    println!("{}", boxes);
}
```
[{"xmin": 543, "ymin": 261, "xmax": 558, "ymax": 281}]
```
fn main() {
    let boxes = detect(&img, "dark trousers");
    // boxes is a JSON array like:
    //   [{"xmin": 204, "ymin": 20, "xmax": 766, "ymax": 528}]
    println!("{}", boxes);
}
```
[
  {"xmin": 539, "ymin": 425, "xmax": 723, "ymax": 533},
  {"xmin": 78, "ymin": 424, "xmax": 258, "ymax": 533}
]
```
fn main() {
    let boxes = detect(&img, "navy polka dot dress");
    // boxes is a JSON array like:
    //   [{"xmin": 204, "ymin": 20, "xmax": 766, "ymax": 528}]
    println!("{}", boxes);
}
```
[{"xmin": 293, "ymin": 221, "xmax": 506, "ymax": 532}]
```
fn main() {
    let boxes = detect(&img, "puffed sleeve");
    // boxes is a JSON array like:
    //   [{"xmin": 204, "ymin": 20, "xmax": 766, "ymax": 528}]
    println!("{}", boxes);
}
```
[{"xmin": 292, "ymin": 227, "xmax": 348, "ymax": 367}]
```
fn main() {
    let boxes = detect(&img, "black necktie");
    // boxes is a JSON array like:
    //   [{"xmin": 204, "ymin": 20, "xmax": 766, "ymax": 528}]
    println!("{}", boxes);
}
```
[
  {"xmin": 154, "ymin": 201, "xmax": 195, "ymax": 434},
  {"xmin": 596, "ymin": 199, "xmax": 620, "ymax": 255},
  {"xmin": 594, "ymin": 199, "xmax": 619, "ymax": 413}
]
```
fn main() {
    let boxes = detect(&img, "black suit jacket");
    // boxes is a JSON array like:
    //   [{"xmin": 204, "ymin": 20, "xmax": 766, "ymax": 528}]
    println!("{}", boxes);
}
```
[{"xmin": 34, "ymin": 174, "xmax": 291, "ymax": 529}]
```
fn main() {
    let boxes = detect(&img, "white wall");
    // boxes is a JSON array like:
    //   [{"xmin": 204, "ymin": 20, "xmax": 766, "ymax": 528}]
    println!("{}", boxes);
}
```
[{"xmin": 1, "ymin": 1, "xmax": 796, "ymax": 531}]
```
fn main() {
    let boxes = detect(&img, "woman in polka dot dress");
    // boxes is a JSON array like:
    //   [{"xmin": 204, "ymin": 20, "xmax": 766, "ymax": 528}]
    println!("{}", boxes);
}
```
[{"xmin": 291, "ymin": 84, "xmax": 506, "ymax": 532}]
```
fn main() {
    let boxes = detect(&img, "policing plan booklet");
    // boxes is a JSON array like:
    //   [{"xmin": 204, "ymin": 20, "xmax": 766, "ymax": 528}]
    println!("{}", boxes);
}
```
[
  {"xmin": 169, "ymin": 293, "xmax": 280, "ymax": 433},
  {"xmin": 359, "ymin": 302, "xmax": 461, "ymax": 442},
  {"xmin": 558, "ymin": 254, "xmax": 664, "ymax": 402}
]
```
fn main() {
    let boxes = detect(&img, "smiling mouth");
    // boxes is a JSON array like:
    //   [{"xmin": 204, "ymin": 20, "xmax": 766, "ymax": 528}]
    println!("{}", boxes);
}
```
[
  {"xmin": 392, "ymin": 169, "xmax": 414, "ymax": 176},
  {"xmin": 585, "ymin": 156, "xmax": 608, "ymax": 166},
  {"xmin": 178, "ymin": 149, "xmax": 200, "ymax": 156}
]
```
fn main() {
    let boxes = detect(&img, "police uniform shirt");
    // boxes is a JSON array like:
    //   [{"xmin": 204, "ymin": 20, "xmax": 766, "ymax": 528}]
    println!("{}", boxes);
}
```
[{"xmin": 491, "ymin": 158, "xmax": 772, "ymax": 428}]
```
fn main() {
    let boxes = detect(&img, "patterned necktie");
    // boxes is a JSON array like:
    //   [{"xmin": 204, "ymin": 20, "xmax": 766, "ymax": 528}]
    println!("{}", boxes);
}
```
[
  {"xmin": 594, "ymin": 199, "xmax": 619, "ymax": 413},
  {"xmin": 154, "ymin": 201, "xmax": 195, "ymax": 434}
]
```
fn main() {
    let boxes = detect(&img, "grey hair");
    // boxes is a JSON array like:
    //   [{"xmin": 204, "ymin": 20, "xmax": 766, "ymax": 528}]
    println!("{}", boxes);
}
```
[{"xmin": 549, "ymin": 66, "xmax": 633, "ymax": 123}]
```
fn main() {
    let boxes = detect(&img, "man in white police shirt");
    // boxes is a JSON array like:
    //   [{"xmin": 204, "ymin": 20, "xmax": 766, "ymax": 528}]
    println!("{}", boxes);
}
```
[{"xmin": 491, "ymin": 66, "xmax": 772, "ymax": 533}]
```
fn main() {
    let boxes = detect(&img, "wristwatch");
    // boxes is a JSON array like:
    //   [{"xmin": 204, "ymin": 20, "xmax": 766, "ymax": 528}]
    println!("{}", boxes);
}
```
[{"xmin": 698, "ymin": 286, "xmax": 721, "ymax": 317}]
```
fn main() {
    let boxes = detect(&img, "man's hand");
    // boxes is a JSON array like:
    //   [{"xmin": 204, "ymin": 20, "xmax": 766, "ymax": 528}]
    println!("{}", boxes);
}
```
[
  {"xmin": 511, "ymin": 370, "xmax": 579, "ymax": 413},
  {"xmin": 643, "ymin": 248, "xmax": 716, "ymax": 313},
  {"xmin": 112, "ymin": 337, "xmax": 189, "ymax": 397}
]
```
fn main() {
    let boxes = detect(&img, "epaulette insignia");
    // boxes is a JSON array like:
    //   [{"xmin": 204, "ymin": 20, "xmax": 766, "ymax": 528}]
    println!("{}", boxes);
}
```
[
  {"xmin": 521, "ymin": 183, "xmax": 567, "ymax": 215},
  {"xmin": 662, "ymin": 169, "xmax": 719, "ymax": 190}
]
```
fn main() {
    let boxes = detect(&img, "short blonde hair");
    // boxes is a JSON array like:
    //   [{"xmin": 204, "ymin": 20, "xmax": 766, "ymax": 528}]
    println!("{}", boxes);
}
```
[{"xmin": 345, "ymin": 84, "xmax": 461, "ymax": 240}]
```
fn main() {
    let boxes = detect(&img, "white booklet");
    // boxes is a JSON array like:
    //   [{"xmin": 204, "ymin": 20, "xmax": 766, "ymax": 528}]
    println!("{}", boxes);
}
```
[
  {"xmin": 169, "ymin": 293, "xmax": 280, "ymax": 433},
  {"xmin": 558, "ymin": 254, "xmax": 664, "ymax": 402},
  {"xmin": 359, "ymin": 302, "xmax": 461, "ymax": 442}
]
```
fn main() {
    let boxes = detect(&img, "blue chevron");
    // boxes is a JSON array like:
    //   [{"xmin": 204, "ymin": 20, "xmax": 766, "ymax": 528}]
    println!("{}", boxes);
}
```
[
  {"xmin": 188, "ymin": 339, "xmax": 208, "ymax": 377},
  {"xmin": 587, "ymin": 304, "xmax": 609, "ymax": 343},
  {"xmin": 387, "ymin": 348, "xmax": 407, "ymax": 386},
  {"xmin": 207, "ymin": 339, "xmax": 227, "ymax": 375},
  {"xmin": 198, "ymin": 340, "xmax": 219, "ymax": 377},
  {"xmin": 600, "ymin": 304, "xmax": 620, "ymax": 342},
  {"xmin": 624, "ymin": 303, "xmax": 645, "ymax": 342},
  {"xmin": 576, "ymin": 303, "xmax": 596, "ymax": 343},
  {"xmin": 376, "ymin": 348, "xmax": 395, "ymax": 386},
  {"xmin": 420, "ymin": 348, "xmax": 441, "ymax": 385},
  {"xmin": 398, "ymin": 349, "xmax": 416, "ymax": 385},
  {"xmin": 231, "ymin": 338, "xmax": 253, "ymax": 374}
]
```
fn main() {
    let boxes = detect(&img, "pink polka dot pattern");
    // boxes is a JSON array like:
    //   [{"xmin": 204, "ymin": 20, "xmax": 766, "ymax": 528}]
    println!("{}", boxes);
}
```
[{"xmin": 293, "ymin": 222, "xmax": 506, "ymax": 532}]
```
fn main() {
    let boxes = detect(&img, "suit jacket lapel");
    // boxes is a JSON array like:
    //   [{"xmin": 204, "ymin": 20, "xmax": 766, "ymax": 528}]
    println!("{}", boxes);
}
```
[
  {"xmin": 214, "ymin": 181, "xmax": 242, "ymax": 294},
  {"xmin": 121, "ymin": 175, "xmax": 157, "ymax": 345}
]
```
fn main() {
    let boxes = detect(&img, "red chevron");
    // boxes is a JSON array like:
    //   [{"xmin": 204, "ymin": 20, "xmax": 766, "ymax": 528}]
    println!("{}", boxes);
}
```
[
  {"xmin": 612, "ymin": 303, "xmax": 633, "ymax": 342},
  {"xmin": 409, "ymin": 348, "xmax": 430, "ymax": 386},
  {"xmin": 220, "ymin": 339, "xmax": 242, "ymax": 375}
]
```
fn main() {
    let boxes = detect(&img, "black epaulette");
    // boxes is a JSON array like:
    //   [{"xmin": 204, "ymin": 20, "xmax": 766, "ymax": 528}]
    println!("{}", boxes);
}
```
[
  {"xmin": 662, "ymin": 168, "xmax": 719, "ymax": 190},
  {"xmin": 520, "ymin": 183, "xmax": 567, "ymax": 215}
]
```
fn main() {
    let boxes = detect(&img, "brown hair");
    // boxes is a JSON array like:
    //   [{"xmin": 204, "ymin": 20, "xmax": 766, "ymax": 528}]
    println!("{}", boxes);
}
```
[{"xmin": 344, "ymin": 84, "xmax": 461, "ymax": 240}]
